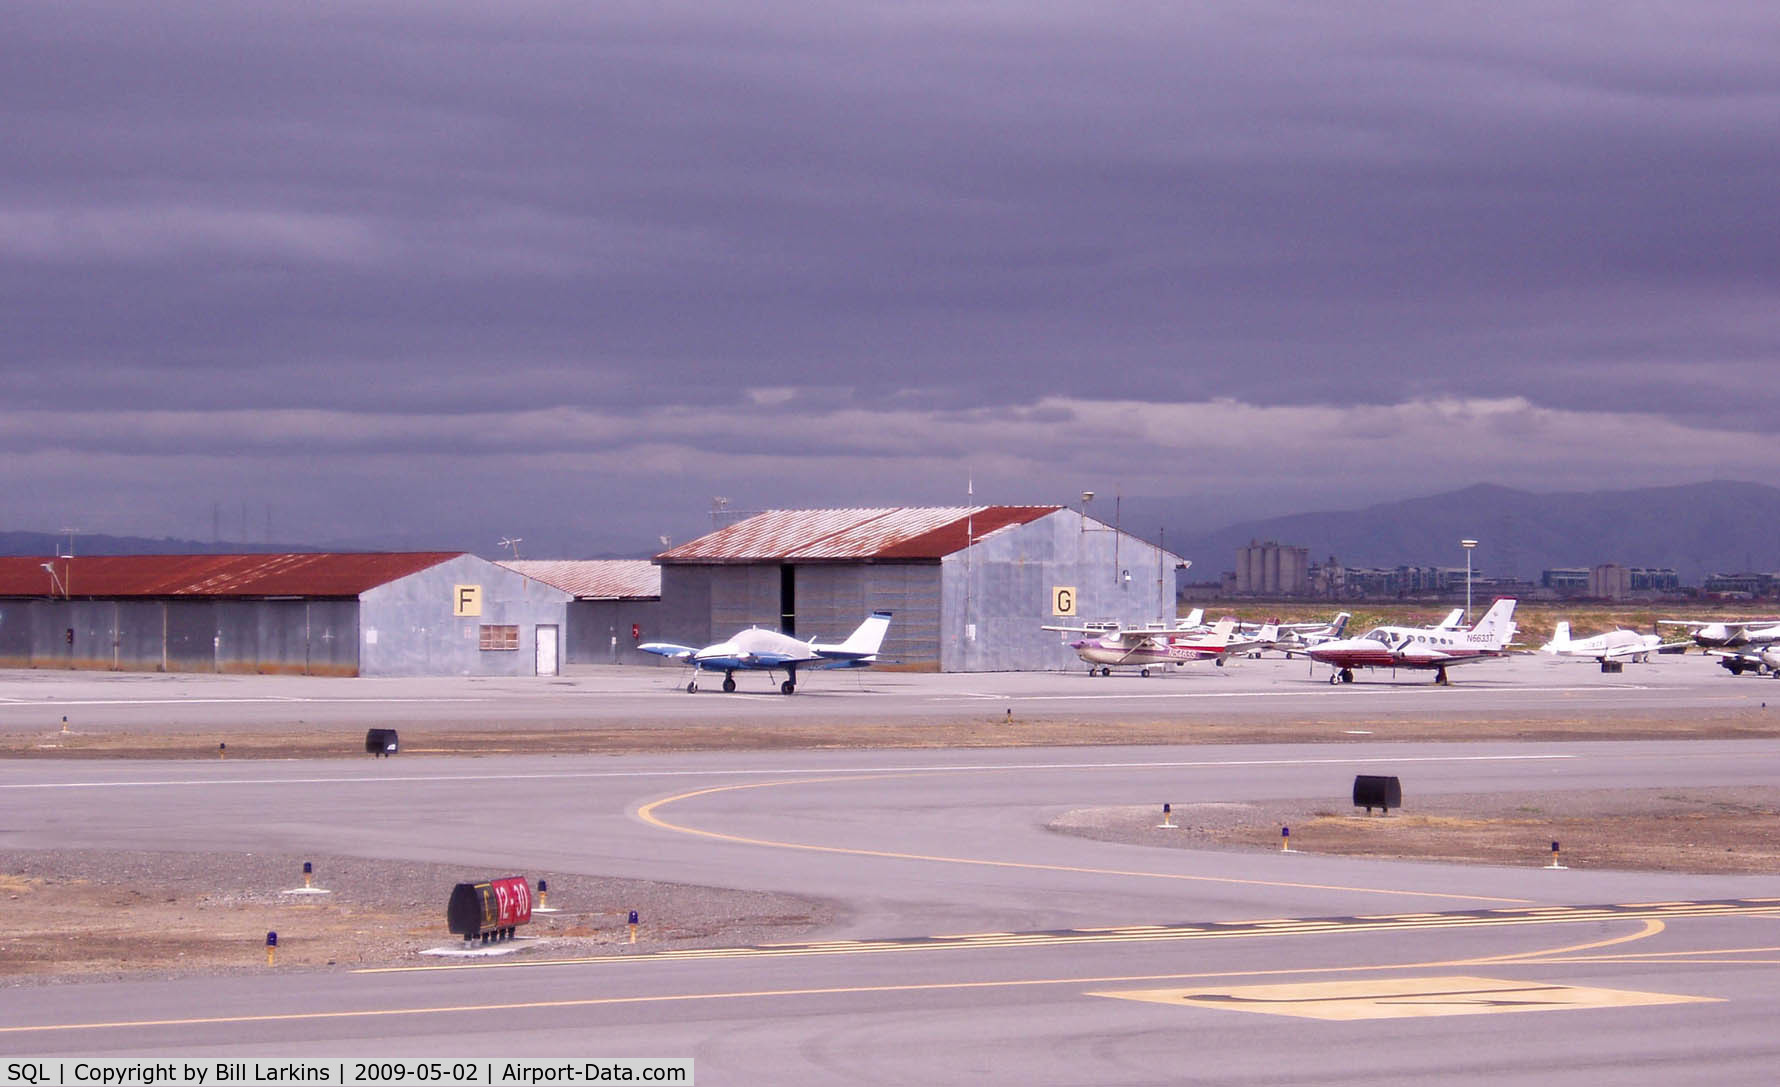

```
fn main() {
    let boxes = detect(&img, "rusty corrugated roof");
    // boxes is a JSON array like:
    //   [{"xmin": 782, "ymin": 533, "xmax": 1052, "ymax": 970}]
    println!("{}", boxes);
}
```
[
  {"xmin": 0, "ymin": 553, "xmax": 462, "ymax": 598},
  {"xmin": 498, "ymin": 560, "xmax": 661, "ymax": 599},
  {"xmin": 656, "ymin": 507, "xmax": 1063, "ymax": 563}
]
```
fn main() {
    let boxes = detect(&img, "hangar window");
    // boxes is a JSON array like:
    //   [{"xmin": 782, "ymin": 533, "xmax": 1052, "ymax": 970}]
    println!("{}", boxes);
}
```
[{"xmin": 478, "ymin": 625, "xmax": 520, "ymax": 651}]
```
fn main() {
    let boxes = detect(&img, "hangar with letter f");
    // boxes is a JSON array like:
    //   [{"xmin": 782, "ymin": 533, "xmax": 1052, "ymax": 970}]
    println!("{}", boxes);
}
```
[
  {"xmin": 0, "ymin": 553, "xmax": 571, "ymax": 676},
  {"xmin": 652, "ymin": 506, "xmax": 1187, "ymax": 671}
]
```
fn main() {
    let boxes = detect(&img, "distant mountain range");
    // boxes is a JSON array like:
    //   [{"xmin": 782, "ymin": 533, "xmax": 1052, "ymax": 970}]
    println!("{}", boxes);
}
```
[
  {"xmin": 8, "ymin": 481, "xmax": 1778, "ymax": 583},
  {"xmin": 1136, "ymin": 481, "xmax": 1780, "ymax": 585},
  {"xmin": 0, "ymin": 531, "xmax": 306, "ymax": 558}
]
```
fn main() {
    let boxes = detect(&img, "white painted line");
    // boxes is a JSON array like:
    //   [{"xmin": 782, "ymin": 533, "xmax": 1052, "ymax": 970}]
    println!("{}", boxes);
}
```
[
  {"xmin": 935, "ymin": 685, "xmax": 1660, "ymax": 702},
  {"xmin": 0, "ymin": 696, "xmax": 495, "ymax": 707},
  {"xmin": 0, "ymin": 753, "xmax": 1575, "ymax": 791}
]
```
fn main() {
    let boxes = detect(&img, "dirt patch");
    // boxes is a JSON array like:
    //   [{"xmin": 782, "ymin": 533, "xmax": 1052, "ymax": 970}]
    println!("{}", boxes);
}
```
[
  {"xmin": 0, "ymin": 850, "xmax": 833, "ymax": 987},
  {"xmin": 1050, "ymin": 787, "xmax": 1780, "ymax": 874}
]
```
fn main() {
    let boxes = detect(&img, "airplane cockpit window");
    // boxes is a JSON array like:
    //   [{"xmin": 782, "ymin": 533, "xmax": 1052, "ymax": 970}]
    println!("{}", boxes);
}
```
[{"xmin": 1362, "ymin": 628, "xmax": 1392, "ymax": 644}]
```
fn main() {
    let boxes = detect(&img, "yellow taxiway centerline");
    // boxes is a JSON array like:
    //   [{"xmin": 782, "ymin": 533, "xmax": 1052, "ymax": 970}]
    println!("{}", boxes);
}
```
[
  {"xmin": 0, "ymin": 921, "xmax": 1665, "ymax": 1037},
  {"xmin": 634, "ymin": 777, "xmax": 1532, "ymax": 906}
]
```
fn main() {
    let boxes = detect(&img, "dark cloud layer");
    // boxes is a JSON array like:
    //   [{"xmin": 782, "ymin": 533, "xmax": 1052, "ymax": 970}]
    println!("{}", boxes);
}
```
[{"xmin": 4, "ymin": 2, "xmax": 1778, "ymax": 552}]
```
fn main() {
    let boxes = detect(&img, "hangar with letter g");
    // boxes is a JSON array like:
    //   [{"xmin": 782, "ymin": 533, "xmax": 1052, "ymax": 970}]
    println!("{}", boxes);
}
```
[{"xmin": 652, "ymin": 506, "xmax": 1187, "ymax": 671}]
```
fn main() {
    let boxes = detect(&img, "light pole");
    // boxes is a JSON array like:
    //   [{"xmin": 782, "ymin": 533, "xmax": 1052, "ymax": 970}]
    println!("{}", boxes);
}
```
[{"xmin": 1460, "ymin": 539, "xmax": 1478, "ymax": 622}]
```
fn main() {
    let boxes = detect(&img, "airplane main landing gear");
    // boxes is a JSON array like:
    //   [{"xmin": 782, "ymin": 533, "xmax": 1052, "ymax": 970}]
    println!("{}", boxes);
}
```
[
  {"xmin": 686, "ymin": 679, "xmax": 698, "ymax": 693},
  {"xmin": 1434, "ymin": 667, "xmax": 1450, "ymax": 686},
  {"xmin": 1328, "ymin": 668, "xmax": 1355, "ymax": 685},
  {"xmin": 1140, "ymin": 667, "xmax": 1150, "ymax": 678},
  {"xmin": 721, "ymin": 674, "xmax": 737, "ymax": 693},
  {"xmin": 780, "ymin": 679, "xmax": 796, "ymax": 695}
]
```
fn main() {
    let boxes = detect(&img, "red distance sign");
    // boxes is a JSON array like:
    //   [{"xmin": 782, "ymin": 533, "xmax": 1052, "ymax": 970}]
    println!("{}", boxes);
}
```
[{"xmin": 487, "ymin": 876, "xmax": 533, "ymax": 928}]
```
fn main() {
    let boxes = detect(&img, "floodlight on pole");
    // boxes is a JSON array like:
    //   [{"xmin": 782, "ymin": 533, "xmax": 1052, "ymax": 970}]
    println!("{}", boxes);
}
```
[{"xmin": 1460, "ymin": 539, "xmax": 1479, "ymax": 622}]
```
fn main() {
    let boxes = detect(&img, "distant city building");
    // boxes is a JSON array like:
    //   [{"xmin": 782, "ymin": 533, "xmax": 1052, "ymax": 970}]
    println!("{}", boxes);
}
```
[
  {"xmin": 1704, "ymin": 572, "xmax": 1779, "ymax": 598},
  {"xmin": 1629, "ymin": 567, "xmax": 1680, "ymax": 592},
  {"xmin": 1541, "ymin": 568, "xmax": 1590, "ymax": 593},
  {"xmin": 1234, "ymin": 540, "xmax": 1309, "ymax": 595},
  {"xmin": 1543, "ymin": 564, "xmax": 1682, "ymax": 598},
  {"xmin": 1589, "ymin": 563, "xmax": 1631, "ymax": 601}
]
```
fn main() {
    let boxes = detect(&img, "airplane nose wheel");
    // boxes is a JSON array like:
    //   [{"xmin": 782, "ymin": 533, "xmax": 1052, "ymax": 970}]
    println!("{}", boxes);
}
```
[{"xmin": 686, "ymin": 680, "xmax": 698, "ymax": 693}]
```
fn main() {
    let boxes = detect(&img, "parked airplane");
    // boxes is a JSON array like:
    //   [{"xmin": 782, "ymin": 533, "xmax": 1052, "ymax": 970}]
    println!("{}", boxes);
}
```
[
  {"xmin": 640, "ymin": 611, "xmax": 892, "ymax": 694},
  {"xmin": 1267, "ymin": 612, "xmax": 1352, "ymax": 656},
  {"xmin": 1045, "ymin": 616, "xmax": 1274, "ymax": 676},
  {"xmin": 1708, "ymin": 645, "xmax": 1780, "ymax": 677},
  {"xmin": 1306, "ymin": 599, "xmax": 1518, "ymax": 685},
  {"xmin": 1540, "ymin": 622, "xmax": 1665, "ymax": 671},
  {"xmin": 1658, "ymin": 618, "xmax": 1780, "ymax": 649}
]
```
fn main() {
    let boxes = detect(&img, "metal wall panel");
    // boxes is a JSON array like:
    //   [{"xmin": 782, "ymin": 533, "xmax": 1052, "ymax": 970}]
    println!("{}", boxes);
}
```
[
  {"xmin": 358, "ymin": 554, "xmax": 571, "ymax": 676},
  {"xmin": 567, "ymin": 600, "xmax": 667, "ymax": 664},
  {"xmin": 793, "ymin": 563, "xmax": 941, "ymax": 670},
  {"xmin": 654, "ymin": 566, "xmax": 714, "ymax": 651},
  {"xmin": 709, "ymin": 565, "xmax": 781, "ymax": 635},
  {"xmin": 942, "ymin": 510, "xmax": 1187, "ymax": 671}
]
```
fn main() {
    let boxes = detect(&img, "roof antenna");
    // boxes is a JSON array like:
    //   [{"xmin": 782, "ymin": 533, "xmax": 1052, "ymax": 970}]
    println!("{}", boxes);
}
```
[{"xmin": 498, "ymin": 537, "xmax": 523, "ymax": 560}]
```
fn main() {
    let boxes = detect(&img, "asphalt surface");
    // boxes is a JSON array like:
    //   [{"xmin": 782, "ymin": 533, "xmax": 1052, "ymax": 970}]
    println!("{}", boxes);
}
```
[
  {"xmin": 3, "ymin": 658, "xmax": 1780, "ymax": 1083},
  {"xmin": 0, "ymin": 652, "xmax": 1773, "ymax": 735}
]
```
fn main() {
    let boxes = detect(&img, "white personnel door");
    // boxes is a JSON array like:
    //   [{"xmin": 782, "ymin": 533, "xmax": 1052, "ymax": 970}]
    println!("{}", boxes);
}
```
[{"xmin": 535, "ymin": 625, "xmax": 559, "ymax": 676}]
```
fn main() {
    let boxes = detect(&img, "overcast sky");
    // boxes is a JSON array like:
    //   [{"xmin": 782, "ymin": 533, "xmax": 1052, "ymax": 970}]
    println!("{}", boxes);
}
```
[{"xmin": 6, "ymin": 2, "xmax": 1778, "ymax": 555}]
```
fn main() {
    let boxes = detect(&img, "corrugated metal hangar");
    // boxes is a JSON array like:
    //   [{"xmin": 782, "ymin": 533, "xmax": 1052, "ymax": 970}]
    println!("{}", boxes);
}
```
[
  {"xmin": 0, "ymin": 553, "xmax": 571, "ymax": 676},
  {"xmin": 497, "ymin": 560, "xmax": 663, "ymax": 665},
  {"xmin": 654, "ymin": 506, "xmax": 1187, "ymax": 671}
]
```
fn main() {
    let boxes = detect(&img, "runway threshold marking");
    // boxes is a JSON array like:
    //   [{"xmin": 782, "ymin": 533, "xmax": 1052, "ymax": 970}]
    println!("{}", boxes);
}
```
[
  {"xmin": 636, "ymin": 776, "xmax": 1533, "ymax": 905},
  {"xmin": 0, "ymin": 921, "xmax": 1669, "ymax": 1037},
  {"xmin": 1090, "ymin": 975, "xmax": 1718, "ymax": 1020},
  {"xmin": 357, "ymin": 900, "xmax": 1779, "ymax": 973}
]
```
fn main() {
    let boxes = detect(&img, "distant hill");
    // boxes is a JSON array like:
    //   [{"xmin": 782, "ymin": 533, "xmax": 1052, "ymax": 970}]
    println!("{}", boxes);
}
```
[
  {"xmin": 1141, "ymin": 481, "xmax": 1780, "ymax": 584},
  {"xmin": 0, "ymin": 531, "xmax": 309, "ymax": 557}
]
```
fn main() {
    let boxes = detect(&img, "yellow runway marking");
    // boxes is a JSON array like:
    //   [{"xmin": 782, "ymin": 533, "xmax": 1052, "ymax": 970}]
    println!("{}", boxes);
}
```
[
  {"xmin": 1093, "ymin": 975, "xmax": 1719, "ymax": 1021},
  {"xmin": 359, "ymin": 903, "xmax": 1737, "ymax": 974},
  {"xmin": 0, "ymin": 922, "xmax": 1669, "ymax": 1037},
  {"xmin": 636, "ymin": 778, "xmax": 1530, "ymax": 905}
]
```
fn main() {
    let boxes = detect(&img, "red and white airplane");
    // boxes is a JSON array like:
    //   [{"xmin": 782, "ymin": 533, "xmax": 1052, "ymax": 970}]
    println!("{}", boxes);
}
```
[
  {"xmin": 1307, "ymin": 599, "xmax": 1518, "ymax": 685},
  {"xmin": 1045, "ymin": 615, "xmax": 1275, "ymax": 676}
]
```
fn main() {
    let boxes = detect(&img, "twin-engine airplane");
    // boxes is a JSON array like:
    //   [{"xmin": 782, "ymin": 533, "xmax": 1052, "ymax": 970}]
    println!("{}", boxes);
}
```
[
  {"xmin": 1539, "ymin": 622, "xmax": 1667, "ymax": 670},
  {"xmin": 1307, "ymin": 599, "xmax": 1518, "ymax": 685},
  {"xmin": 1044, "ymin": 616, "xmax": 1275, "ymax": 676},
  {"xmin": 640, "ymin": 611, "xmax": 892, "ymax": 694}
]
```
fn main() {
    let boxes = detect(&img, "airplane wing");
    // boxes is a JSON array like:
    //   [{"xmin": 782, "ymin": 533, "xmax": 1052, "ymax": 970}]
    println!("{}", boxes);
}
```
[{"xmin": 637, "ymin": 642, "xmax": 697, "ymax": 660}]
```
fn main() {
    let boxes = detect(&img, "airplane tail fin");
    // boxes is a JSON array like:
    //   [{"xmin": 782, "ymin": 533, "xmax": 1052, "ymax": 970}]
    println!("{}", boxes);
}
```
[
  {"xmin": 1553, "ymin": 621, "xmax": 1571, "ymax": 648},
  {"xmin": 1328, "ymin": 612, "xmax": 1350, "ymax": 638},
  {"xmin": 1210, "ymin": 617, "xmax": 1236, "ymax": 639},
  {"xmin": 1182, "ymin": 607, "xmax": 1204, "ymax": 628},
  {"xmin": 1439, "ymin": 607, "xmax": 1465, "ymax": 628},
  {"xmin": 1469, "ymin": 599, "xmax": 1518, "ymax": 649},
  {"xmin": 824, "ymin": 611, "xmax": 893, "ymax": 659}
]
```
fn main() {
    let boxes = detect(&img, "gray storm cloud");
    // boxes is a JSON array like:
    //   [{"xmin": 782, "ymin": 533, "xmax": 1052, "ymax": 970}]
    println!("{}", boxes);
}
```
[{"xmin": 4, "ymin": 1, "xmax": 1777, "ymax": 549}]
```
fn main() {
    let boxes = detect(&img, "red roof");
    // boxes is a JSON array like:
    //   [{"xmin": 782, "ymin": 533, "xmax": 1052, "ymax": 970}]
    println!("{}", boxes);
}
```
[
  {"xmin": 498, "ymin": 560, "xmax": 661, "ymax": 599},
  {"xmin": 0, "ymin": 553, "xmax": 462, "ymax": 598},
  {"xmin": 657, "ymin": 507, "xmax": 1062, "ymax": 563}
]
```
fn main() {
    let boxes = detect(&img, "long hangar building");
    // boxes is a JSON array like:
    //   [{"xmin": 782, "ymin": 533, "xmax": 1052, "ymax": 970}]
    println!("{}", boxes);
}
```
[
  {"xmin": 0, "ymin": 507, "xmax": 1182, "ymax": 676},
  {"xmin": 652, "ymin": 506, "xmax": 1186, "ymax": 672}
]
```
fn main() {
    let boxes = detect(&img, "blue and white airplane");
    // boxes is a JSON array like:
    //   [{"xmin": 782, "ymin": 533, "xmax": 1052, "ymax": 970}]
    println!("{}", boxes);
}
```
[{"xmin": 640, "ymin": 611, "xmax": 893, "ymax": 694}]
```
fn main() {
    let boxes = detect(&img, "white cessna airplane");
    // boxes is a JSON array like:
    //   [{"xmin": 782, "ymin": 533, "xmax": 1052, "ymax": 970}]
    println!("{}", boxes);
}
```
[
  {"xmin": 640, "ymin": 611, "xmax": 892, "ymax": 694},
  {"xmin": 1658, "ymin": 617, "xmax": 1780, "ymax": 649},
  {"xmin": 1307, "ymin": 599, "xmax": 1518, "ymax": 685},
  {"xmin": 1539, "ymin": 622, "xmax": 1666, "ymax": 671}
]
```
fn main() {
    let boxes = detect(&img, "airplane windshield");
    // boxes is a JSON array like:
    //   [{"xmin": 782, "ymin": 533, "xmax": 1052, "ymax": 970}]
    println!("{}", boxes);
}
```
[{"xmin": 1361, "ymin": 628, "xmax": 1394, "ymax": 644}]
